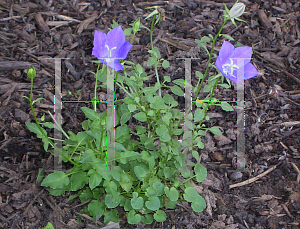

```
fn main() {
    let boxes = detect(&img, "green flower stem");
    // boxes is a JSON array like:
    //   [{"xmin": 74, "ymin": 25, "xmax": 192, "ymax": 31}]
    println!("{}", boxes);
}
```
[
  {"xmin": 198, "ymin": 75, "xmax": 221, "ymax": 128},
  {"xmin": 150, "ymin": 16, "xmax": 162, "ymax": 97},
  {"xmin": 94, "ymin": 64, "xmax": 101, "ymax": 112},
  {"xmin": 29, "ymin": 78, "xmax": 77, "ymax": 166},
  {"xmin": 194, "ymin": 18, "xmax": 228, "ymax": 101}
]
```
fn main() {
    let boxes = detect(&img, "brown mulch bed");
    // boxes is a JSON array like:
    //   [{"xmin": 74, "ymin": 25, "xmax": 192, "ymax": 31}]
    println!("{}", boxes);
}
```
[{"xmin": 0, "ymin": 0, "xmax": 300, "ymax": 228}]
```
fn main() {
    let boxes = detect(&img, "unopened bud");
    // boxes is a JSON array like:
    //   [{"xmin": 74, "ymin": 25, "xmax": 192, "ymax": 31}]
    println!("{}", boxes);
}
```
[
  {"xmin": 229, "ymin": 2, "xmax": 245, "ymax": 19},
  {"xmin": 27, "ymin": 67, "xmax": 36, "ymax": 79}
]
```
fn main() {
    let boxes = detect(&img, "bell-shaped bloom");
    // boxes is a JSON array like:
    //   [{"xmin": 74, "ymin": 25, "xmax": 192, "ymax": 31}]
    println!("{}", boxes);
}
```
[
  {"xmin": 92, "ymin": 26, "xmax": 132, "ymax": 71},
  {"xmin": 229, "ymin": 2, "xmax": 245, "ymax": 19},
  {"xmin": 215, "ymin": 41, "xmax": 258, "ymax": 84}
]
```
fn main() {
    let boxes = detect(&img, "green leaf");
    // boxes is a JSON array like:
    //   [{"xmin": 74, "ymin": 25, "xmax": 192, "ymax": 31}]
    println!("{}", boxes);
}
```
[
  {"xmin": 220, "ymin": 34, "xmax": 234, "ymax": 41},
  {"xmin": 124, "ymin": 28, "xmax": 132, "ymax": 36},
  {"xmin": 120, "ymin": 112, "xmax": 131, "ymax": 125},
  {"xmin": 88, "ymin": 200, "xmax": 105, "ymax": 219},
  {"xmin": 150, "ymin": 96, "xmax": 168, "ymax": 110},
  {"xmin": 196, "ymin": 137, "xmax": 204, "ymax": 149},
  {"xmin": 173, "ymin": 79, "xmax": 185, "ymax": 87},
  {"xmin": 134, "ymin": 163, "xmax": 149, "ymax": 181},
  {"xmin": 43, "ymin": 222, "xmax": 55, "ymax": 229},
  {"xmin": 163, "ymin": 94, "xmax": 178, "ymax": 108},
  {"xmin": 37, "ymin": 168, "xmax": 44, "ymax": 182},
  {"xmin": 162, "ymin": 60, "xmax": 170, "ymax": 68},
  {"xmin": 81, "ymin": 107, "xmax": 101, "ymax": 121},
  {"xmin": 208, "ymin": 126, "xmax": 222, "ymax": 135},
  {"xmin": 88, "ymin": 169, "xmax": 102, "ymax": 190},
  {"xmin": 153, "ymin": 210, "xmax": 166, "ymax": 222},
  {"xmin": 119, "ymin": 181, "xmax": 132, "ymax": 192},
  {"xmin": 194, "ymin": 163, "xmax": 207, "ymax": 183},
  {"xmin": 145, "ymin": 196, "xmax": 160, "ymax": 211},
  {"xmin": 104, "ymin": 209, "xmax": 121, "ymax": 225},
  {"xmin": 70, "ymin": 172, "xmax": 88, "ymax": 191},
  {"xmin": 220, "ymin": 102, "xmax": 234, "ymax": 111},
  {"xmin": 152, "ymin": 182, "xmax": 164, "ymax": 196},
  {"xmin": 194, "ymin": 108, "xmax": 205, "ymax": 123},
  {"xmin": 156, "ymin": 125, "xmax": 171, "ymax": 142},
  {"xmin": 192, "ymin": 150, "xmax": 199, "ymax": 161},
  {"xmin": 170, "ymin": 85, "xmax": 184, "ymax": 96},
  {"xmin": 133, "ymin": 112, "xmax": 147, "ymax": 122},
  {"xmin": 147, "ymin": 57, "xmax": 155, "ymax": 66},
  {"xmin": 131, "ymin": 192, "xmax": 144, "ymax": 210},
  {"xmin": 80, "ymin": 149, "xmax": 96, "ymax": 163},
  {"xmin": 164, "ymin": 75, "xmax": 171, "ymax": 82},
  {"xmin": 105, "ymin": 194, "xmax": 120, "ymax": 208},
  {"xmin": 164, "ymin": 186, "xmax": 179, "ymax": 202},
  {"xmin": 127, "ymin": 210, "xmax": 142, "ymax": 224},
  {"xmin": 142, "ymin": 214, "xmax": 153, "ymax": 224},
  {"xmin": 195, "ymin": 71, "xmax": 204, "ymax": 80},
  {"xmin": 191, "ymin": 195, "xmax": 206, "ymax": 213},
  {"xmin": 143, "ymin": 86, "xmax": 157, "ymax": 95},
  {"xmin": 41, "ymin": 171, "xmax": 69, "ymax": 189}
]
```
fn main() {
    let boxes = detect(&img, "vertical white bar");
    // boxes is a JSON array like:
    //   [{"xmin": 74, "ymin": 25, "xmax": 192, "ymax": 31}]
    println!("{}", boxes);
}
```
[
  {"xmin": 106, "ymin": 66, "xmax": 115, "ymax": 170},
  {"xmin": 54, "ymin": 59, "xmax": 62, "ymax": 171},
  {"xmin": 236, "ymin": 58, "xmax": 245, "ymax": 169},
  {"xmin": 183, "ymin": 58, "xmax": 193, "ymax": 173}
]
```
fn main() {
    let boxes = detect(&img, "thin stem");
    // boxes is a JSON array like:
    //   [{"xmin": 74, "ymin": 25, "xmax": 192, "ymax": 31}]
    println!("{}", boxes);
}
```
[
  {"xmin": 29, "ymin": 78, "xmax": 77, "ymax": 166},
  {"xmin": 150, "ymin": 15, "xmax": 162, "ymax": 97},
  {"xmin": 94, "ymin": 64, "xmax": 101, "ymax": 112},
  {"xmin": 194, "ymin": 18, "xmax": 228, "ymax": 101}
]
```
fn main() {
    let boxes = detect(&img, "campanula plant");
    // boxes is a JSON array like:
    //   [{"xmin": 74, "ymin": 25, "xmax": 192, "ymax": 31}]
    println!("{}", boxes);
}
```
[{"xmin": 25, "ymin": 0, "xmax": 258, "ymax": 226}]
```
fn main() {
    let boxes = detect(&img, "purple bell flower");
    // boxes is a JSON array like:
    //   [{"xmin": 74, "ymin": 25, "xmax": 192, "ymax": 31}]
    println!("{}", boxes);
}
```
[
  {"xmin": 92, "ymin": 26, "xmax": 132, "ymax": 71},
  {"xmin": 215, "ymin": 41, "xmax": 258, "ymax": 84}
]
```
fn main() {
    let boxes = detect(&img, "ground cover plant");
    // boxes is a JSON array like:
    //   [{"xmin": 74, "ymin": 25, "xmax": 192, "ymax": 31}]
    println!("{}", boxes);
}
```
[{"xmin": 25, "ymin": 1, "xmax": 260, "ymax": 227}]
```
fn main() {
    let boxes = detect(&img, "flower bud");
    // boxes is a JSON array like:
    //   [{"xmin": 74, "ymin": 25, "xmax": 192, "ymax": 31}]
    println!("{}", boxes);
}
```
[
  {"xmin": 229, "ymin": 2, "xmax": 245, "ymax": 19},
  {"xmin": 132, "ymin": 18, "xmax": 140, "ymax": 34},
  {"xmin": 27, "ymin": 66, "xmax": 36, "ymax": 79}
]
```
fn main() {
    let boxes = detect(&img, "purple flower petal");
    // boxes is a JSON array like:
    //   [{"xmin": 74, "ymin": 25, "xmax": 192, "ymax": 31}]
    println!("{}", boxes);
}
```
[
  {"xmin": 215, "ymin": 56, "xmax": 224, "ymax": 75},
  {"xmin": 218, "ymin": 41, "xmax": 235, "ymax": 63},
  {"xmin": 106, "ymin": 26, "xmax": 126, "ymax": 55},
  {"xmin": 114, "ymin": 42, "xmax": 133, "ymax": 59},
  {"xmin": 106, "ymin": 60, "xmax": 123, "ymax": 71},
  {"xmin": 93, "ymin": 30, "xmax": 108, "ymax": 58},
  {"xmin": 244, "ymin": 63, "xmax": 258, "ymax": 80},
  {"xmin": 229, "ymin": 46, "xmax": 252, "ymax": 65}
]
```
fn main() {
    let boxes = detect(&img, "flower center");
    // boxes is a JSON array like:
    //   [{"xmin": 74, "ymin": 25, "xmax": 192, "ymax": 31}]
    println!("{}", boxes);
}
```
[
  {"xmin": 104, "ymin": 45, "xmax": 117, "ymax": 63},
  {"xmin": 222, "ymin": 58, "xmax": 239, "ymax": 78}
]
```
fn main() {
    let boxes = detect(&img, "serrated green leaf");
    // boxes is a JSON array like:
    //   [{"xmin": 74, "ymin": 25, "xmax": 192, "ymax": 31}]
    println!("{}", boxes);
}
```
[
  {"xmin": 147, "ymin": 57, "xmax": 155, "ymax": 66},
  {"xmin": 209, "ymin": 126, "xmax": 222, "ymax": 135},
  {"xmin": 133, "ymin": 112, "xmax": 147, "ymax": 122},
  {"xmin": 220, "ymin": 102, "xmax": 234, "ymax": 111},
  {"xmin": 43, "ymin": 222, "xmax": 55, "ymax": 229},
  {"xmin": 194, "ymin": 108, "xmax": 205, "ymax": 123},
  {"xmin": 104, "ymin": 209, "xmax": 121, "ymax": 225},
  {"xmin": 156, "ymin": 125, "xmax": 171, "ymax": 142},
  {"xmin": 88, "ymin": 169, "xmax": 102, "ymax": 190},
  {"xmin": 41, "ymin": 171, "xmax": 69, "ymax": 189},
  {"xmin": 88, "ymin": 200, "xmax": 105, "ymax": 219},
  {"xmin": 150, "ymin": 96, "xmax": 168, "ymax": 110},
  {"xmin": 173, "ymin": 79, "xmax": 185, "ymax": 87},
  {"xmin": 164, "ymin": 75, "xmax": 171, "ymax": 82},
  {"xmin": 70, "ymin": 172, "xmax": 88, "ymax": 191},
  {"xmin": 81, "ymin": 107, "xmax": 101, "ymax": 121},
  {"xmin": 170, "ymin": 85, "xmax": 184, "ymax": 96}
]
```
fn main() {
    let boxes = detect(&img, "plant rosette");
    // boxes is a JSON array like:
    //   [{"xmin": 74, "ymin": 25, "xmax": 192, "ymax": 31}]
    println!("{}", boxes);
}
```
[{"xmin": 25, "ymin": 1, "xmax": 258, "ymax": 226}]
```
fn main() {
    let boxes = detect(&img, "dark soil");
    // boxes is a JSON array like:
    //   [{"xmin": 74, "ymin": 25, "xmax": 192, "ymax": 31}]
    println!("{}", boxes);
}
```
[{"xmin": 0, "ymin": 0, "xmax": 300, "ymax": 228}]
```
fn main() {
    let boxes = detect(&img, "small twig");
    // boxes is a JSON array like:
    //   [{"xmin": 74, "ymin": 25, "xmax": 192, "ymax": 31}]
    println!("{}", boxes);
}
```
[
  {"xmin": 290, "ymin": 162, "xmax": 300, "ymax": 184},
  {"xmin": 229, "ymin": 163, "xmax": 280, "ymax": 189}
]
